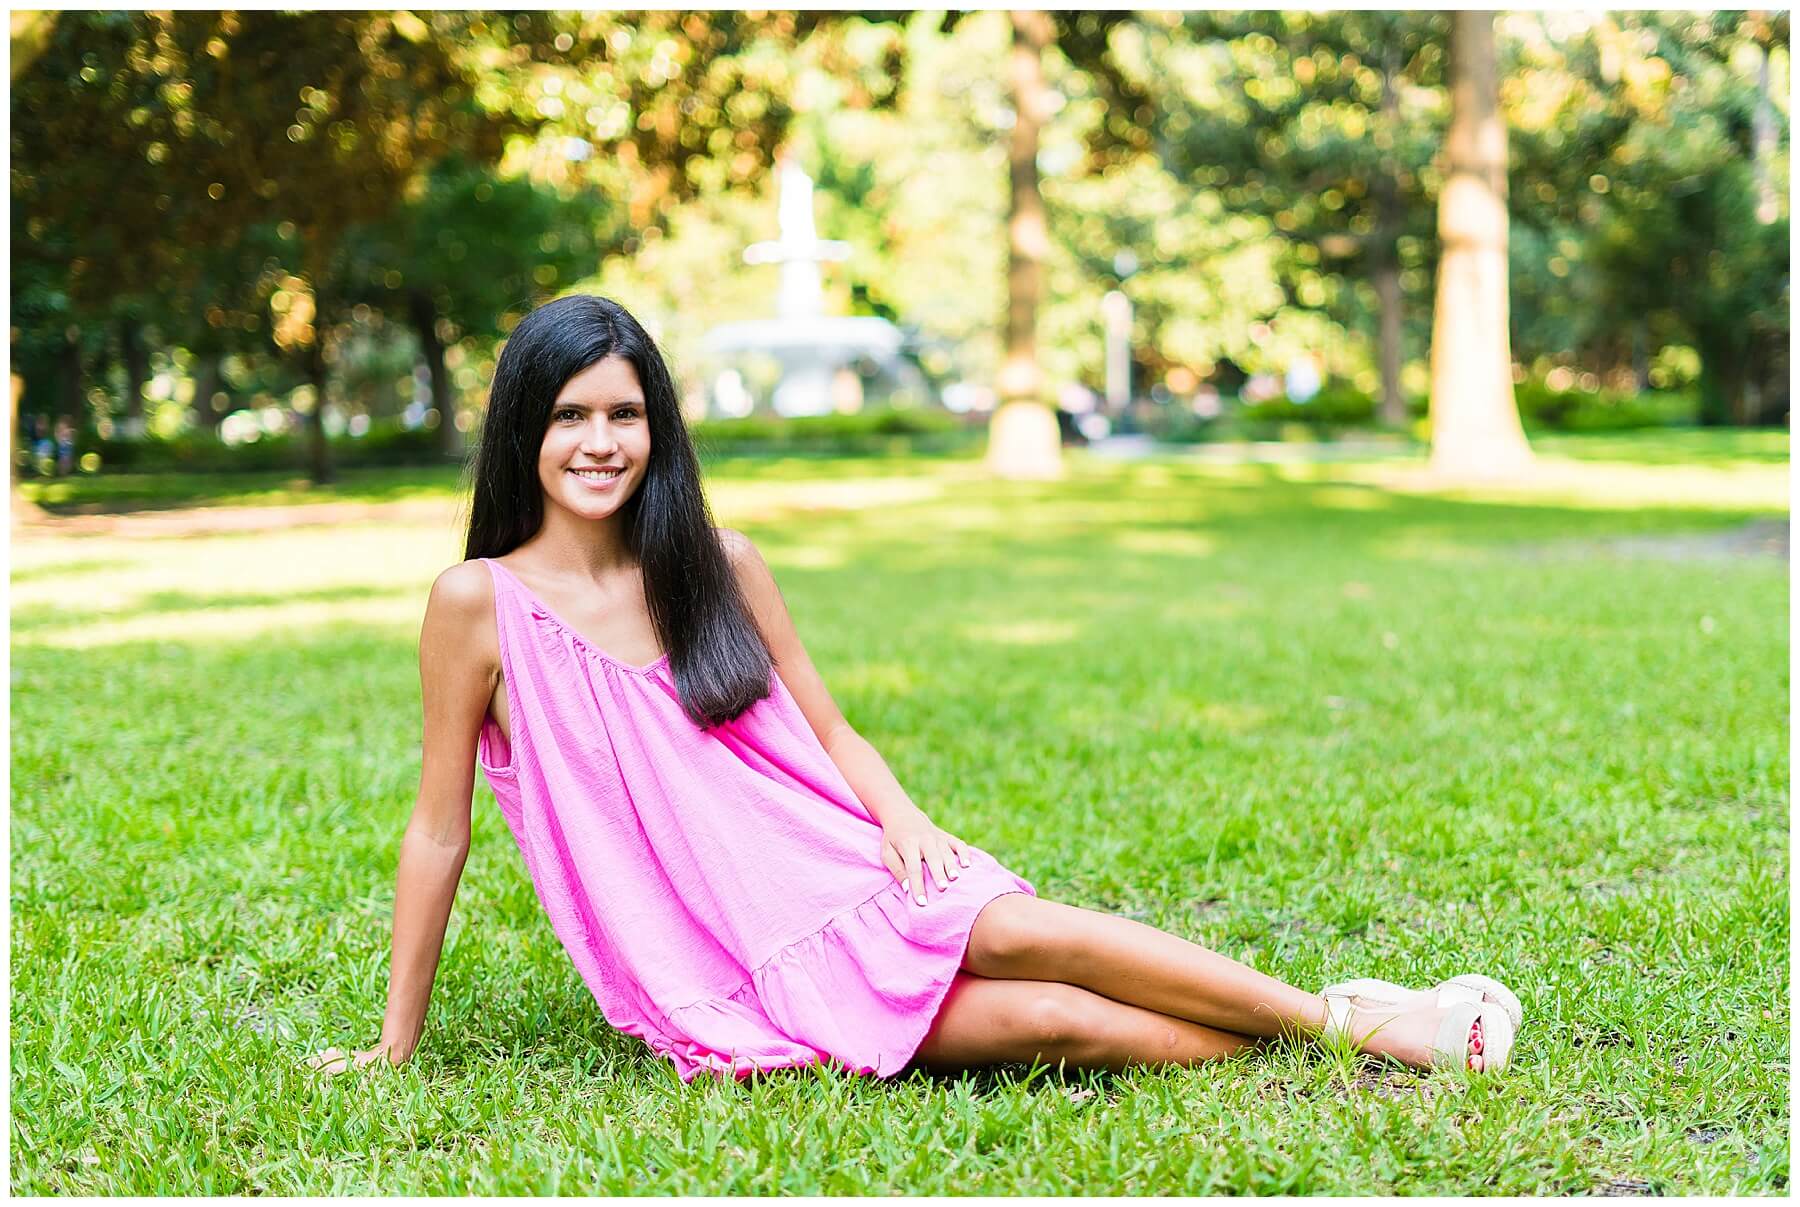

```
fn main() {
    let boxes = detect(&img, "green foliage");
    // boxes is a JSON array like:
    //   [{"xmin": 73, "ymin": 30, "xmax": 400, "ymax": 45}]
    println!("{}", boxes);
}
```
[
  {"xmin": 1143, "ymin": 379, "xmax": 1698, "ymax": 444},
  {"xmin": 12, "ymin": 12, "xmax": 520, "ymax": 308},
  {"xmin": 692, "ymin": 407, "xmax": 975, "ymax": 456},
  {"xmin": 8, "ymin": 7, "xmax": 1790, "ymax": 469},
  {"xmin": 337, "ymin": 157, "xmax": 607, "ymax": 342},
  {"xmin": 1513, "ymin": 381, "xmax": 1700, "ymax": 432},
  {"xmin": 81, "ymin": 420, "xmax": 451, "ymax": 475},
  {"xmin": 1506, "ymin": 12, "xmax": 1790, "ymax": 424},
  {"xmin": 1242, "ymin": 384, "xmax": 1390, "ymax": 426},
  {"xmin": 9, "ymin": 10, "xmax": 824, "ymax": 471},
  {"xmin": 1143, "ymin": 14, "xmax": 1449, "ymax": 396}
]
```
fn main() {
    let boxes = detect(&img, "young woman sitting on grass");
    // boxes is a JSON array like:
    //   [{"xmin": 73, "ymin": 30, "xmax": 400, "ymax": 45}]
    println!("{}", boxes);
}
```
[{"xmin": 307, "ymin": 294, "xmax": 1522, "ymax": 1084}]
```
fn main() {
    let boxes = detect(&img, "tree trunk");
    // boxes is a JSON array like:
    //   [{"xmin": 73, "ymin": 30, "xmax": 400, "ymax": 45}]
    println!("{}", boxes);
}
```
[
  {"xmin": 1427, "ymin": 10, "xmax": 1532, "ymax": 478},
  {"xmin": 410, "ymin": 289, "xmax": 460, "ymax": 459},
  {"xmin": 118, "ymin": 315, "xmax": 148, "ymax": 437},
  {"xmin": 1696, "ymin": 351, "xmax": 1733, "ymax": 426},
  {"xmin": 10, "ymin": 372, "xmax": 47, "ymax": 526},
  {"xmin": 191, "ymin": 354, "xmax": 225, "ymax": 428},
  {"xmin": 1372, "ymin": 43, "xmax": 1407, "ymax": 428},
  {"xmin": 1631, "ymin": 320, "xmax": 1650, "ymax": 393},
  {"xmin": 1753, "ymin": 36, "xmax": 1779, "ymax": 224},
  {"xmin": 54, "ymin": 332, "xmax": 85, "ymax": 478},
  {"xmin": 58, "ymin": 328, "xmax": 83, "ymax": 428},
  {"xmin": 302, "ymin": 337, "xmax": 335, "ymax": 485},
  {"xmin": 986, "ymin": 8, "xmax": 1063, "ymax": 480},
  {"xmin": 1372, "ymin": 244, "xmax": 1405, "ymax": 426},
  {"xmin": 1694, "ymin": 316, "xmax": 1754, "ymax": 426}
]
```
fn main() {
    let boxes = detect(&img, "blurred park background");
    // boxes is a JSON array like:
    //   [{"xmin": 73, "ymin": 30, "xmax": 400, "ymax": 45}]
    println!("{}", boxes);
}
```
[
  {"xmin": 8, "ymin": 9, "xmax": 1792, "ymax": 490},
  {"xmin": 9, "ymin": 9, "xmax": 1791, "ymax": 1197}
]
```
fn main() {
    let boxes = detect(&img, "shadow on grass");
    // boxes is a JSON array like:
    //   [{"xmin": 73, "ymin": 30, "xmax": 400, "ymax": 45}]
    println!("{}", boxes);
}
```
[
  {"xmin": 10, "ymin": 582, "xmax": 411, "ymax": 635},
  {"xmin": 10, "ymin": 557, "xmax": 133, "ymax": 585},
  {"xmin": 20, "ymin": 464, "xmax": 470, "ymax": 515},
  {"xmin": 19, "ymin": 425, "xmax": 1787, "ymax": 523}
]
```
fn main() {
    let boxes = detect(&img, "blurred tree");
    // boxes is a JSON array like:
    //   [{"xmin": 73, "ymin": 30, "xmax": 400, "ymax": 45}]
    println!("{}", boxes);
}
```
[
  {"xmin": 337, "ymin": 158, "xmax": 606, "ymax": 455},
  {"xmin": 10, "ymin": 244, "xmax": 83, "ymax": 440},
  {"xmin": 1158, "ymin": 13, "xmax": 1449, "ymax": 425},
  {"xmin": 9, "ymin": 11, "xmax": 55, "ymax": 79},
  {"xmin": 12, "ymin": 11, "xmax": 525, "ymax": 480},
  {"xmin": 1504, "ymin": 11, "xmax": 1788, "ymax": 421},
  {"xmin": 1593, "ymin": 11, "xmax": 1788, "ymax": 424},
  {"xmin": 178, "ymin": 222, "xmax": 317, "ymax": 430},
  {"xmin": 928, "ymin": 11, "xmax": 1150, "ymax": 477},
  {"xmin": 14, "ymin": 11, "xmax": 827, "ymax": 478},
  {"xmin": 1498, "ymin": 15, "xmax": 1631, "ymax": 386},
  {"xmin": 408, "ymin": 11, "xmax": 839, "ymax": 447},
  {"xmin": 1428, "ymin": 10, "xmax": 1533, "ymax": 477},
  {"xmin": 621, "ymin": 13, "xmax": 1287, "ymax": 416},
  {"xmin": 985, "ymin": 10, "xmax": 1063, "ymax": 477},
  {"xmin": 12, "ymin": 13, "xmax": 187, "ymax": 453}
]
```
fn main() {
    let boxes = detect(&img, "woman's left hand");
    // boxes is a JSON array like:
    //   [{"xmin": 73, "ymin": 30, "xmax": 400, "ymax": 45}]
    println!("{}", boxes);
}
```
[{"xmin": 881, "ymin": 809, "xmax": 972, "ymax": 906}]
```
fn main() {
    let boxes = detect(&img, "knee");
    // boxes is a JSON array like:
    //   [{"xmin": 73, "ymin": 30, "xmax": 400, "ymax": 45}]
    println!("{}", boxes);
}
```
[
  {"xmin": 965, "ymin": 896, "xmax": 1066, "ymax": 976},
  {"xmin": 1017, "ymin": 985, "xmax": 1104, "ymax": 1058}
]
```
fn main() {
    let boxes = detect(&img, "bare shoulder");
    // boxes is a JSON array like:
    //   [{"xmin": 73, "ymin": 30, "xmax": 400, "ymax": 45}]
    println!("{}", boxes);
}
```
[
  {"xmin": 423, "ymin": 561, "xmax": 499, "ymax": 673},
  {"xmin": 715, "ymin": 527, "xmax": 784, "ymax": 621},
  {"xmin": 428, "ymin": 558, "xmax": 495, "ymax": 618},
  {"xmin": 714, "ymin": 526, "xmax": 761, "ymax": 568}
]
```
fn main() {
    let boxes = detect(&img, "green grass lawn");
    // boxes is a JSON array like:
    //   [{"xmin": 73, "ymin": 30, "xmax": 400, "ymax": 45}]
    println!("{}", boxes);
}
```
[{"xmin": 11, "ymin": 434, "xmax": 1789, "ymax": 1193}]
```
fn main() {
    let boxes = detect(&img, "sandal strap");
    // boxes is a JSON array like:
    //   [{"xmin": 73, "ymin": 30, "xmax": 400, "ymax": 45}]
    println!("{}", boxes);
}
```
[
  {"xmin": 1321, "ymin": 990, "xmax": 1356, "ymax": 1043},
  {"xmin": 1429, "ymin": 1001, "xmax": 1482, "ymax": 1069},
  {"xmin": 1433, "ymin": 982, "xmax": 1486, "ymax": 1010}
]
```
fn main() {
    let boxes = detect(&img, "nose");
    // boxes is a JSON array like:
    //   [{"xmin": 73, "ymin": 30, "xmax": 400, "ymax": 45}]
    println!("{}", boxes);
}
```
[{"xmin": 578, "ymin": 416, "xmax": 618, "ymax": 456}]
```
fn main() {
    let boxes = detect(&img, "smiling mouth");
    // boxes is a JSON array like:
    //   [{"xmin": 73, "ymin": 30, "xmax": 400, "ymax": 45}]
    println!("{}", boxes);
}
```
[{"xmin": 569, "ymin": 467, "xmax": 625, "ymax": 481}]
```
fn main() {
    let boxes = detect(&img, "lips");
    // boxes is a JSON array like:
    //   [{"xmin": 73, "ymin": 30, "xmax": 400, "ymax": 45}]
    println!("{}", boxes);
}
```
[
  {"xmin": 568, "ymin": 471, "xmax": 626, "ymax": 492},
  {"xmin": 569, "ymin": 466, "xmax": 625, "ymax": 482}
]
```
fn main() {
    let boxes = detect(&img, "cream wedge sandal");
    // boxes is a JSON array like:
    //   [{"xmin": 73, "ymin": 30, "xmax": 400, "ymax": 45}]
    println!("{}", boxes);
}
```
[
  {"xmin": 1321, "ymin": 974, "xmax": 1524, "ymax": 1033},
  {"xmin": 1321, "ymin": 987, "xmax": 1516, "ymax": 1073}
]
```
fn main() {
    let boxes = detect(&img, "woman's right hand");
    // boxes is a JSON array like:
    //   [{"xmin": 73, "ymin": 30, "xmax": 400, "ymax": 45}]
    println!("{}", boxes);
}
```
[{"xmin": 303, "ymin": 1040, "xmax": 402, "ymax": 1075}]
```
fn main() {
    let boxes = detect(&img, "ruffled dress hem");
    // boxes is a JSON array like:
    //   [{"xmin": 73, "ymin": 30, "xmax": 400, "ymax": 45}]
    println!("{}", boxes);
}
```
[{"xmin": 628, "ymin": 871, "xmax": 1034, "ymax": 1083}]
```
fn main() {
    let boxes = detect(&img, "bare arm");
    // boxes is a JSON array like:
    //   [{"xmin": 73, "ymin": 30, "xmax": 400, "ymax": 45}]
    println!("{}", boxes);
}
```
[
  {"xmin": 720, "ymin": 529, "xmax": 971, "ymax": 903},
  {"xmin": 308, "ymin": 561, "xmax": 496, "ymax": 1072},
  {"xmin": 720, "ymin": 528, "xmax": 920, "ymax": 825}
]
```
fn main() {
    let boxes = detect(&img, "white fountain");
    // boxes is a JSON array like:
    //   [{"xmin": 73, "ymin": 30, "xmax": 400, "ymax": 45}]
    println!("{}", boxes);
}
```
[{"xmin": 702, "ymin": 155, "xmax": 906, "ymax": 417}]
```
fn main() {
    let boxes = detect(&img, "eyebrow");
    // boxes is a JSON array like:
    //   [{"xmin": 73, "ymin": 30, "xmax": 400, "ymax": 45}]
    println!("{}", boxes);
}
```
[{"xmin": 552, "ymin": 399, "xmax": 647, "ymax": 411}]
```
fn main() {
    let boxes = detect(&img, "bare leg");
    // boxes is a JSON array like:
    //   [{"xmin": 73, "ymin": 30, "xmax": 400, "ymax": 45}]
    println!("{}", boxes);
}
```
[
  {"xmin": 910, "ymin": 972, "xmax": 1266, "ymax": 1073},
  {"xmin": 963, "ymin": 894, "xmax": 1482, "ymax": 1070}
]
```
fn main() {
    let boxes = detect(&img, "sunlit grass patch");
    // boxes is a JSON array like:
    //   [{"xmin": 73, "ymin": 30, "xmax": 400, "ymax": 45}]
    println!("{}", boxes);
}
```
[
  {"xmin": 1331, "ymin": 454, "xmax": 1788, "ymax": 512},
  {"xmin": 957, "ymin": 619, "xmax": 1085, "ymax": 648}
]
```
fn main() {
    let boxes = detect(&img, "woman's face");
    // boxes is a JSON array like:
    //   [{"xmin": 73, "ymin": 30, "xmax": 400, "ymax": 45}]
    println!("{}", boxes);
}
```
[{"xmin": 536, "ymin": 355, "xmax": 653, "ymax": 522}]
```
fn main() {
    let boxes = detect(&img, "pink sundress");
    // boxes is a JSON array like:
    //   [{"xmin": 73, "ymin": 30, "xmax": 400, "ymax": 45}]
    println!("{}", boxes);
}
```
[{"xmin": 474, "ymin": 557, "xmax": 1036, "ymax": 1081}]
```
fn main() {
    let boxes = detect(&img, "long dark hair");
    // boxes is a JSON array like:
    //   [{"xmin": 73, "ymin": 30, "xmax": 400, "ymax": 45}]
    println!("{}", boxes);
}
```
[{"xmin": 464, "ymin": 294, "xmax": 772, "ymax": 728}]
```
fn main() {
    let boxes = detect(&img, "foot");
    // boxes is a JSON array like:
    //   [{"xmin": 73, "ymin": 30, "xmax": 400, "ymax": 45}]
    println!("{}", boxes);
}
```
[
  {"xmin": 1326, "ymin": 998, "xmax": 1488, "ymax": 1072},
  {"xmin": 1323, "ymin": 975, "xmax": 1524, "ymax": 1033}
]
